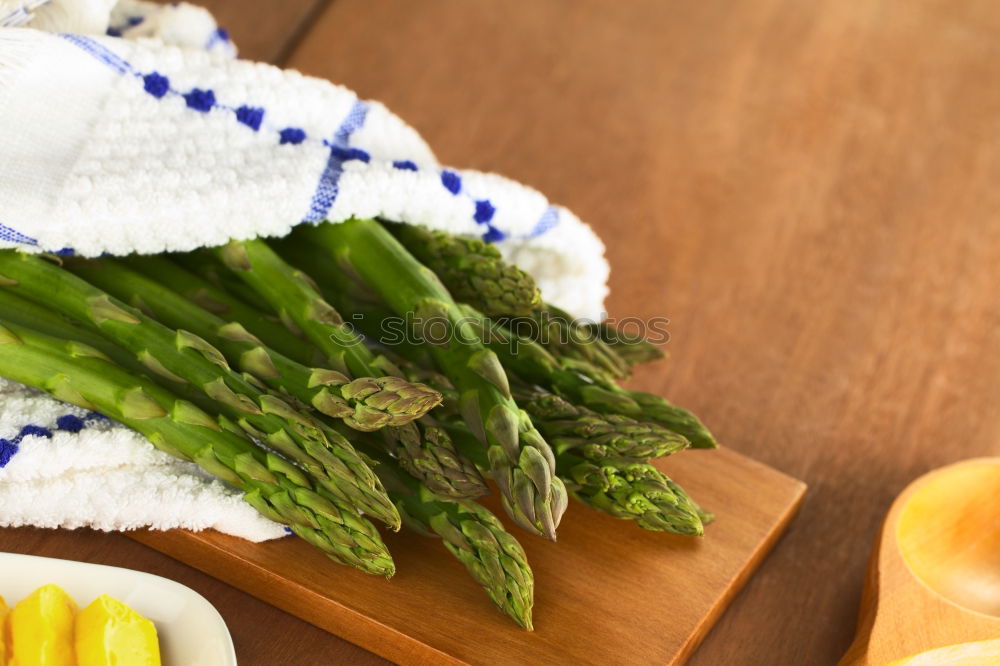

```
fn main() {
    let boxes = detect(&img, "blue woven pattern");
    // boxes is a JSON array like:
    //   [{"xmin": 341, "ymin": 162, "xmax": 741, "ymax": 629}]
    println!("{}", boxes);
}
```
[
  {"xmin": 0, "ymin": 412, "xmax": 108, "ymax": 468},
  {"xmin": 304, "ymin": 100, "xmax": 370, "ymax": 223},
  {"xmin": 0, "ymin": 222, "xmax": 38, "ymax": 246},
  {"xmin": 529, "ymin": 206, "xmax": 561, "ymax": 238},
  {"xmin": 54, "ymin": 33, "xmax": 562, "ymax": 248}
]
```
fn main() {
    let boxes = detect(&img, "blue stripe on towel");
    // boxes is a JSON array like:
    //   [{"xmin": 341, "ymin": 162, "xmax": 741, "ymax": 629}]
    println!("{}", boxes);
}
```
[
  {"xmin": 0, "ymin": 222, "xmax": 38, "ymax": 246},
  {"xmin": 0, "ymin": 411, "xmax": 108, "ymax": 469},
  {"xmin": 527, "ymin": 205, "xmax": 560, "ymax": 238},
  {"xmin": 304, "ymin": 100, "xmax": 370, "ymax": 223},
  {"xmin": 334, "ymin": 101, "xmax": 369, "ymax": 144},
  {"xmin": 55, "ymin": 34, "xmax": 566, "ymax": 245},
  {"xmin": 59, "ymin": 34, "xmax": 131, "ymax": 74},
  {"xmin": 1, "ymin": 7, "xmax": 31, "ymax": 28}
]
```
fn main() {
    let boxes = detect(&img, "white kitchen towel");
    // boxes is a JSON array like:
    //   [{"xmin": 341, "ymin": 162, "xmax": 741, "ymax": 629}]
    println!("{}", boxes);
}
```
[
  {"xmin": 0, "ymin": 377, "xmax": 288, "ymax": 540},
  {"xmin": 0, "ymin": 10, "xmax": 609, "ymax": 319},
  {"xmin": 0, "ymin": 0, "xmax": 610, "ymax": 541}
]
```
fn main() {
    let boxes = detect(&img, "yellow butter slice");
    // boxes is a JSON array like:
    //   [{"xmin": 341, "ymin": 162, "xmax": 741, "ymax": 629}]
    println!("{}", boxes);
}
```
[
  {"xmin": 1, "ymin": 594, "xmax": 10, "ymax": 666},
  {"xmin": 7, "ymin": 584, "xmax": 78, "ymax": 666},
  {"xmin": 75, "ymin": 595, "xmax": 161, "ymax": 666}
]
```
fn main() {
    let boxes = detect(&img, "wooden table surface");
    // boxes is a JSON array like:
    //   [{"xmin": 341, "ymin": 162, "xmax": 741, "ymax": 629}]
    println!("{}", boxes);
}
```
[{"xmin": 3, "ymin": 1, "xmax": 1000, "ymax": 664}]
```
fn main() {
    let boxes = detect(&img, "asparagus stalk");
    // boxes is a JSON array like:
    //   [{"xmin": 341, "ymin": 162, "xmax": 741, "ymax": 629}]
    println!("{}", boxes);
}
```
[
  {"xmin": 0, "ymin": 320, "xmax": 395, "ymax": 575},
  {"xmin": 206, "ymin": 238, "xmax": 500, "ymax": 502},
  {"xmin": 519, "ymin": 389, "xmax": 690, "ymax": 461},
  {"xmin": 158, "ymin": 250, "xmax": 487, "ymax": 500},
  {"xmin": 0, "ymin": 289, "xmax": 139, "ymax": 370},
  {"xmin": 124, "ymin": 254, "xmax": 314, "ymax": 365},
  {"xmin": 441, "ymin": 416, "xmax": 704, "ymax": 535},
  {"xmin": 296, "ymin": 220, "xmax": 567, "ymax": 540},
  {"xmin": 558, "ymin": 452, "xmax": 706, "ymax": 535},
  {"xmin": 67, "ymin": 258, "xmax": 441, "ymax": 431},
  {"xmin": 0, "ymin": 251, "xmax": 400, "ymax": 528},
  {"xmin": 307, "ymin": 292, "xmax": 691, "ymax": 481},
  {"xmin": 211, "ymin": 237, "xmax": 396, "ymax": 381},
  {"xmin": 382, "ymin": 222, "xmax": 541, "ymax": 317},
  {"xmin": 378, "ymin": 223, "xmax": 631, "ymax": 378},
  {"xmin": 348, "ymin": 311, "xmax": 688, "ymax": 465},
  {"xmin": 623, "ymin": 390, "xmax": 717, "ymax": 450},
  {"xmin": 504, "ymin": 305, "xmax": 630, "ymax": 381},
  {"xmin": 378, "ymin": 419, "xmax": 489, "ymax": 499},
  {"xmin": 329, "ymin": 341, "xmax": 489, "ymax": 498},
  {"xmin": 465, "ymin": 307, "xmax": 717, "ymax": 449},
  {"xmin": 174, "ymin": 250, "xmax": 273, "ymax": 319},
  {"xmin": 366, "ymin": 447, "xmax": 533, "ymax": 629},
  {"xmin": 270, "ymin": 234, "xmax": 445, "ymax": 382},
  {"xmin": 329, "ymin": 344, "xmax": 489, "ymax": 499},
  {"xmin": 402, "ymin": 492, "xmax": 534, "ymax": 629},
  {"xmin": 584, "ymin": 320, "xmax": 665, "ymax": 368}
]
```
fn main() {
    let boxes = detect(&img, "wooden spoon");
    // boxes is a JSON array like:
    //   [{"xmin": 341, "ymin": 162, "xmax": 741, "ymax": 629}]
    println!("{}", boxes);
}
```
[
  {"xmin": 884, "ymin": 639, "xmax": 1000, "ymax": 665},
  {"xmin": 840, "ymin": 457, "xmax": 1000, "ymax": 666}
]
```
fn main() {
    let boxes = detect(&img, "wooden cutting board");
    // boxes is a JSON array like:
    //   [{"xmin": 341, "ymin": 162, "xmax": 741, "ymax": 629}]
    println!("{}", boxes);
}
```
[{"xmin": 131, "ymin": 447, "xmax": 805, "ymax": 665}]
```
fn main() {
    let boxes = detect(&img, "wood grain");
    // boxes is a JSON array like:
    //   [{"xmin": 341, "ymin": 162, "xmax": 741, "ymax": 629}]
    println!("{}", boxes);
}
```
[
  {"xmin": 196, "ymin": 0, "xmax": 328, "ymax": 64},
  {"xmin": 284, "ymin": 1, "xmax": 1000, "ymax": 663},
  {"xmin": 131, "ymin": 448, "xmax": 804, "ymax": 665},
  {"xmin": 3, "ymin": 1, "xmax": 999, "ymax": 664}
]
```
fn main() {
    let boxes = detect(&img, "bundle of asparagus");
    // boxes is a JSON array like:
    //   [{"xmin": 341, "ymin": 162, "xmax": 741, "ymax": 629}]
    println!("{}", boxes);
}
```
[{"xmin": 0, "ymin": 217, "xmax": 716, "ymax": 629}]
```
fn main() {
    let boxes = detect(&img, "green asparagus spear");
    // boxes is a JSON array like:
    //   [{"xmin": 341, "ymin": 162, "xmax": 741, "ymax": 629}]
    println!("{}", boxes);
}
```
[
  {"xmin": 519, "ymin": 389, "xmax": 690, "ymax": 461},
  {"xmin": 378, "ymin": 418, "xmax": 489, "ymax": 499},
  {"xmin": 296, "ymin": 220, "xmax": 567, "ymax": 540},
  {"xmin": 67, "ymin": 258, "xmax": 441, "ymax": 431},
  {"xmin": 124, "ymin": 254, "xmax": 314, "ymax": 365},
  {"xmin": 364, "ymin": 333, "xmax": 689, "ymax": 464},
  {"xmin": 441, "ymin": 414, "xmax": 704, "ymax": 535},
  {"xmin": 305, "ymin": 293, "xmax": 690, "ymax": 482},
  {"xmin": 211, "ymin": 238, "xmax": 394, "ymax": 380},
  {"xmin": 0, "ymin": 251, "xmax": 400, "ymax": 528},
  {"xmin": 369, "ymin": 448, "xmax": 534, "ymax": 629},
  {"xmin": 321, "ymin": 340, "xmax": 489, "ymax": 499},
  {"xmin": 584, "ymin": 320, "xmax": 665, "ymax": 368},
  {"xmin": 465, "ymin": 306, "xmax": 717, "ymax": 449},
  {"xmin": 383, "ymin": 222, "xmax": 541, "ymax": 317},
  {"xmin": 0, "ymin": 289, "xmax": 140, "ymax": 370},
  {"xmin": 270, "ymin": 233, "xmax": 443, "ymax": 378},
  {"xmin": 158, "ymin": 249, "xmax": 487, "ymax": 500},
  {"xmin": 0, "ymin": 320, "xmax": 395, "ymax": 575},
  {"xmin": 173, "ymin": 250, "xmax": 273, "ymax": 317},
  {"xmin": 378, "ymin": 223, "xmax": 633, "ymax": 378},
  {"xmin": 623, "ymin": 390, "xmax": 717, "ymax": 450},
  {"xmin": 504, "ymin": 305, "xmax": 630, "ymax": 381},
  {"xmin": 207, "ymin": 238, "xmax": 502, "ymax": 502},
  {"xmin": 558, "ymin": 452, "xmax": 705, "ymax": 535},
  {"xmin": 343, "ymin": 307, "xmax": 688, "ymax": 466}
]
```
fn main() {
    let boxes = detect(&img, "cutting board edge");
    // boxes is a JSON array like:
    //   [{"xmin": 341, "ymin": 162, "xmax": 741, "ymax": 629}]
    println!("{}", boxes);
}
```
[
  {"xmin": 129, "ymin": 529, "xmax": 467, "ymax": 666},
  {"xmin": 129, "ymin": 450, "xmax": 808, "ymax": 666},
  {"xmin": 673, "ymin": 475, "xmax": 807, "ymax": 664}
]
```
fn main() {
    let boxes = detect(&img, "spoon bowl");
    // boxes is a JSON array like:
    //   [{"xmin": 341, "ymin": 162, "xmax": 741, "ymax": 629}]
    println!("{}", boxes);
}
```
[
  {"xmin": 896, "ymin": 461, "xmax": 1000, "ymax": 617},
  {"xmin": 840, "ymin": 458, "xmax": 1000, "ymax": 666}
]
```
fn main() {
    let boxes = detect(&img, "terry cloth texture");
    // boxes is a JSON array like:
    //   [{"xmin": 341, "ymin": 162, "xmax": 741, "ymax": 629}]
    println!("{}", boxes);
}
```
[{"xmin": 0, "ymin": 0, "xmax": 610, "ymax": 541}]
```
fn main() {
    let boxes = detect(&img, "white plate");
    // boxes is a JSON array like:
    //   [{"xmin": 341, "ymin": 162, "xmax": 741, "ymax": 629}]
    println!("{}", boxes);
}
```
[{"xmin": 0, "ymin": 552, "xmax": 236, "ymax": 666}]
